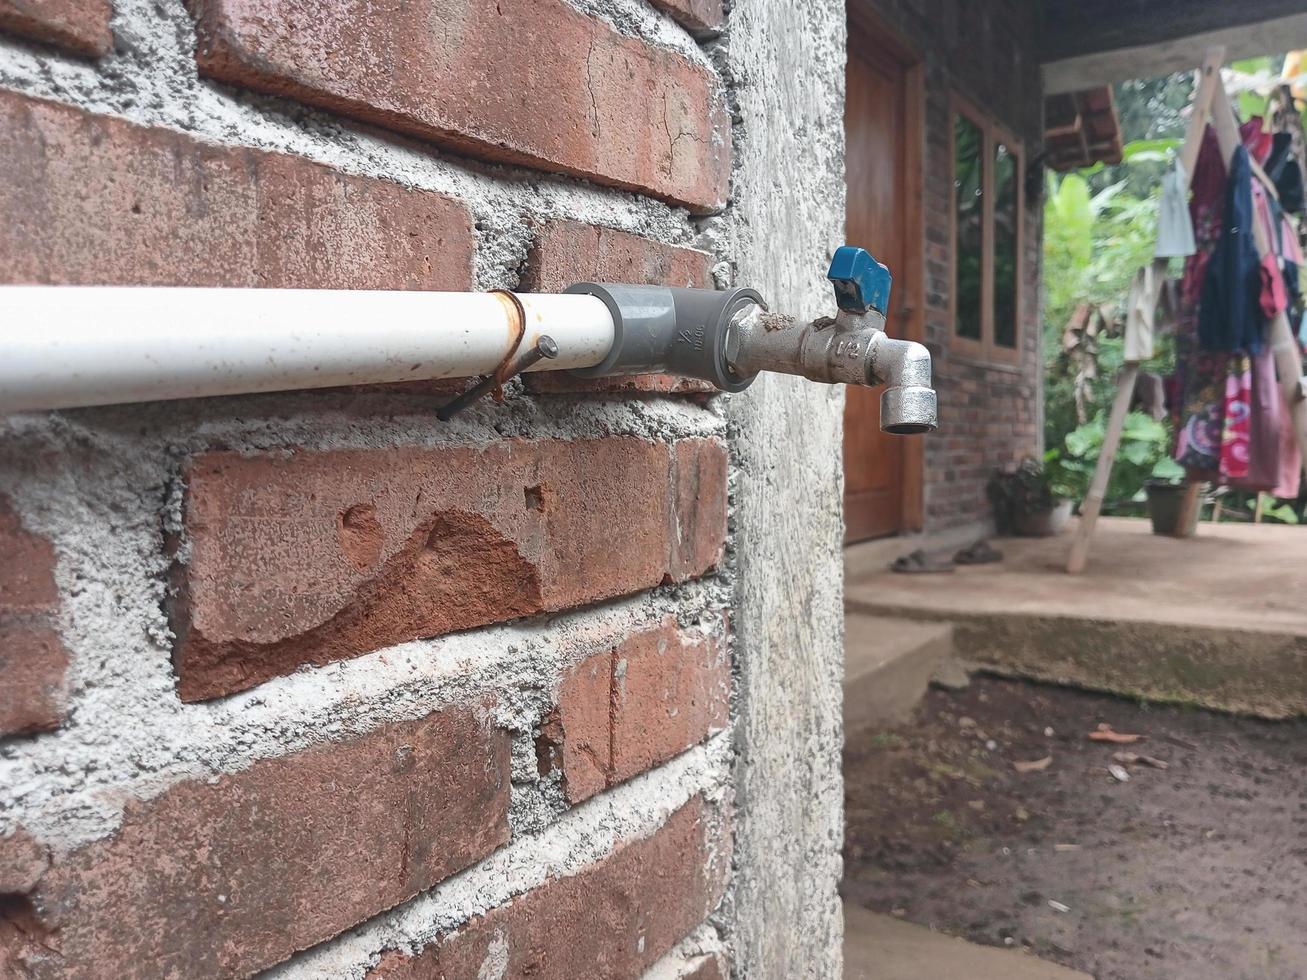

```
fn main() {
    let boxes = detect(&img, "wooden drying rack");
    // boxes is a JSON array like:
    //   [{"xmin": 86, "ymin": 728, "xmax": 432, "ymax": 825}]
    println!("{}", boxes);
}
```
[{"xmin": 1066, "ymin": 45, "xmax": 1307, "ymax": 573}]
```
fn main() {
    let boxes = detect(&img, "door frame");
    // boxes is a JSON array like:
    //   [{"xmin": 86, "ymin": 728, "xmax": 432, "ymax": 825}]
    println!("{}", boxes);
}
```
[{"xmin": 846, "ymin": 4, "xmax": 926, "ymax": 532}]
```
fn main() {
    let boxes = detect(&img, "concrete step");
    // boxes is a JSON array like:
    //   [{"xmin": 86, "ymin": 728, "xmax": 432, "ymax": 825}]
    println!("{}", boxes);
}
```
[
  {"xmin": 844, "ymin": 518, "xmax": 1307, "ymax": 720},
  {"xmin": 843, "ymin": 613, "xmax": 956, "ymax": 732},
  {"xmin": 843, "ymin": 903, "xmax": 1093, "ymax": 980}
]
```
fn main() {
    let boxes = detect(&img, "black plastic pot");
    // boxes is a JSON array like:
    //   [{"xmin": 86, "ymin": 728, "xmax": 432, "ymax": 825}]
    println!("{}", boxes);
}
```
[{"xmin": 1146, "ymin": 481, "xmax": 1200, "ymax": 537}]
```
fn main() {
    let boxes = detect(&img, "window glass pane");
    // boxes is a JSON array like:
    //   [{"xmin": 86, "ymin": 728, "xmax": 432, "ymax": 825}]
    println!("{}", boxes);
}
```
[
  {"xmin": 993, "ymin": 141, "xmax": 1018, "ymax": 349},
  {"xmin": 953, "ymin": 113, "xmax": 983, "ymax": 342}
]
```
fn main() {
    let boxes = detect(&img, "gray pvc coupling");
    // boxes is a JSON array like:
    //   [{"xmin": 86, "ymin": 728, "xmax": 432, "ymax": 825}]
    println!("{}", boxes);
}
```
[{"xmin": 563, "ymin": 283, "xmax": 764, "ymax": 392}]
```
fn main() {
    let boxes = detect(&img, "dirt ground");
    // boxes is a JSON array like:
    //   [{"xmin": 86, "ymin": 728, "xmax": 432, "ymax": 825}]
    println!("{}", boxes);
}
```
[{"xmin": 842, "ymin": 676, "xmax": 1307, "ymax": 980}]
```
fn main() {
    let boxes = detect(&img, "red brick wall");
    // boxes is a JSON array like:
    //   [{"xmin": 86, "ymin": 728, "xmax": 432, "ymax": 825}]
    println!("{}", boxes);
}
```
[
  {"xmin": 0, "ymin": 496, "xmax": 69, "ymax": 735},
  {"xmin": 0, "ymin": 0, "xmax": 736, "ymax": 975}
]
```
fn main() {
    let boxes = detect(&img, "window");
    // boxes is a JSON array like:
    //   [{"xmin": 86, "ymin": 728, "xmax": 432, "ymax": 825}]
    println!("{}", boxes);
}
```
[{"xmin": 950, "ymin": 98, "xmax": 1022, "ymax": 363}]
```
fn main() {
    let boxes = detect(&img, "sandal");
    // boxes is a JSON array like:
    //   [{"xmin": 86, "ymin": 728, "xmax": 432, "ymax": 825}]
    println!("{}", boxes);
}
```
[
  {"xmin": 890, "ymin": 549, "xmax": 955, "ymax": 574},
  {"xmin": 953, "ymin": 540, "xmax": 1003, "ymax": 565}
]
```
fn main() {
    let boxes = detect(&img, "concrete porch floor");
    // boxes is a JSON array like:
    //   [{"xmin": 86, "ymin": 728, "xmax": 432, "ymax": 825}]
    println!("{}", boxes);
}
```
[
  {"xmin": 844, "ymin": 517, "xmax": 1307, "ymax": 718},
  {"xmin": 843, "ymin": 902, "xmax": 1093, "ymax": 980}
]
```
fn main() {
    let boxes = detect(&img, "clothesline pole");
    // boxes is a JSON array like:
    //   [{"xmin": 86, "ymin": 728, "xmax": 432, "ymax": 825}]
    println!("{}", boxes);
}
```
[
  {"xmin": 1066, "ymin": 363, "xmax": 1141, "ymax": 573},
  {"xmin": 1065, "ymin": 47, "xmax": 1225, "ymax": 574},
  {"xmin": 1180, "ymin": 48, "xmax": 1229, "ymax": 179}
]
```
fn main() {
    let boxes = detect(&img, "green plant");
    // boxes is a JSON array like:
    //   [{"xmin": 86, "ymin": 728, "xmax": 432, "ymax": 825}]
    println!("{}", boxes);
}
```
[
  {"xmin": 987, "ymin": 458, "xmax": 1059, "ymax": 534},
  {"xmin": 1042, "ymin": 169, "xmax": 1172, "ymax": 453},
  {"xmin": 1044, "ymin": 412, "xmax": 1184, "ymax": 508},
  {"xmin": 1244, "ymin": 497, "xmax": 1301, "ymax": 525},
  {"xmin": 1042, "ymin": 75, "xmax": 1195, "ymax": 486},
  {"xmin": 1227, "ymin": 55, "xmax": 1286, "ymax": 122}
]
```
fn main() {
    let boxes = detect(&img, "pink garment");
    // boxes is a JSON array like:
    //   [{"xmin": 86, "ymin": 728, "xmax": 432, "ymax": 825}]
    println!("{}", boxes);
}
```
[
  {"xmin": 1273, "ymin": 390, "xmax": 1303, "ymax": 499},
  {"xmin": 1250, "ymin": 180, "xmax": 1288, "ymax": 321},
  {"xmin": 1251, "ymin": 179, "xmax": 1278, "ymax": 249},
  {"xmin": 1219, "ymin": 358, "xmax": 1252, "ymax": 482},
  {"xmin": 1260, "ymin": 253, "xmax": 1289, "ymax": 318},
  {"xmin": 1283, "ymin": 216, "xmax": 1304, "ymax": 265},
  {"xmin": 1230, "ymin": 347, "xmax": 1283, "ymax": 491}
]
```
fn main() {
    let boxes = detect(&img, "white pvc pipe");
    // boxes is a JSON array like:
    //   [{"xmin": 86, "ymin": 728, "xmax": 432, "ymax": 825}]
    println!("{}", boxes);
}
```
[{"xmin": 0, "ymin": 286, "xmax": 616, "ymax": 413}]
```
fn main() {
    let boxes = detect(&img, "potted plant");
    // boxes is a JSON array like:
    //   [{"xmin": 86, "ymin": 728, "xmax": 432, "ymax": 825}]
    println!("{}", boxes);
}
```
[
  {"xmin": 987, "ymin": 458, "xmax": 1073, "ymax": 537},
  {"xmin": 1046, "ymin": 410, "xmax": 1190, "ymax": 533}
]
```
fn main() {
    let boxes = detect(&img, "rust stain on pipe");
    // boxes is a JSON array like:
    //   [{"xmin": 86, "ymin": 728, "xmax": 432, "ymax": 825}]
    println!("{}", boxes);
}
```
[{"xmin": 488, "ymin": 289, "xmax": 527, "ymax": 399}]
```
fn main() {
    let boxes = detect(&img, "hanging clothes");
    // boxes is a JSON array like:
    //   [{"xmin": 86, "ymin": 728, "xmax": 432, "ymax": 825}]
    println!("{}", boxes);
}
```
[
  {"xmin": 1174, "ymin": 127, "xmax": 1234, "ymax": 475},
  {"xmin": 1123, "ymin": 263, "xmax": 1160, "ymax": 361},
  {"xmin": 1198, "ymin": 145, "xmax": 1265, "ymax": 353},
  {"xmin": 1273, "ymin": 388, "xmax": 1303, "ymax": 499},
  {"xmin": 1243, "ymin": 117, "xmax": 1274, "ymax": 165},
  {"xmin": 1176, "ymin": 361, "xmax": 1228, "ymax": 472},
  {"xmin": 1155, "ymin": 160, "xmax": 1197, "ymax": 258},
  {"xmin": 1219, "ymin": 356, "xmax": 1253, "ymax": 483},
  {"xmin": 1228, "ymin": 347, "xmax": 1283, "ymax": 492},
  {"xmin": 1173, "ymin": 125, "xmax": 1299, "ymax": 481},
  {"xmin": 1264, "ymin": 130, "xmax": 1306, "ymax": 213},
  {"xmin": 1249, "ymin": 179, "xmax": 1291, "ymax": 320}
]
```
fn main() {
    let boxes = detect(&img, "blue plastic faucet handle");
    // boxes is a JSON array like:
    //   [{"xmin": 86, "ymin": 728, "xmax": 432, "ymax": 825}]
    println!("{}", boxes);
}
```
[{"xmin": 826, "ymin": 245, "xmax": 892, "ymax": 315}]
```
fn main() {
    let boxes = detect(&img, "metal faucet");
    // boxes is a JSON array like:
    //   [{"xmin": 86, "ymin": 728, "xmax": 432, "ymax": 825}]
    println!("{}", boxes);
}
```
[{"xmin": 724, "ymin": 246, "xmax": 938, "ymax": 434}]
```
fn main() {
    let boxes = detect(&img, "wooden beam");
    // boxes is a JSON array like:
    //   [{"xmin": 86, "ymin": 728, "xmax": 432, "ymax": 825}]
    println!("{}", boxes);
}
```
[
  {"xmin": 1042, "ymin": 0, "xmax": 1307, "ymax": 63},
  {"xmin": 1066, "ymin": 363, "xmax": 1140, "ymax": 574},
  {"xmin": 1043, "ymin": 12, "xmax": 1307, "ymax": 95},
  {"xmin": 1180, "ymin": 48, "xmax": 1225, "ymax": 182}
]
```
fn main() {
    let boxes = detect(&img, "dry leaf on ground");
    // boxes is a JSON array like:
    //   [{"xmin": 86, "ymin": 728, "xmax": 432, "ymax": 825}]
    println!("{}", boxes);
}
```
[
  {"xmin": 1089, "ymin": 722, "xmax": 1147, "ymax": 744},
  {"xmin": 1013, "ymin": 755, "xmax": 1053, "ymax": 773}
]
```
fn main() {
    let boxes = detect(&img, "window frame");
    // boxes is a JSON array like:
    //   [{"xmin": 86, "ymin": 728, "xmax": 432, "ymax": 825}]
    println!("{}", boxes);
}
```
[{"xmin": 948, "ymin": 93, "xmax": 1024, "ymax": 367}]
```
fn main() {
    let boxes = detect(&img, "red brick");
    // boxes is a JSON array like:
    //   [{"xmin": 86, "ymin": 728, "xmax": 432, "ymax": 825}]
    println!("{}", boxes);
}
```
[
  {"xmin": 548, "ymin": 616, "xmax": 728, "ymax": 804},
  {"xmin": 171, "ymin": 436, "xmax": 727, "ymax": 700},
  {"xmin": 191, "ymin": 0, "xmax": 731, "ymax": 212},
  {"xmin": 522, "ymin": 219, "xmax": 717, "ymax": 395},
  {"xmin": 523, "ymin": 220, "xmax": 714, "ymax": 294},
  {"xmin": 0, "ymin": 828, "xmax": 48, "ymax": 895},
  {"xmin": 1, "ymin": 708, "xmax": 510, "ymax": 978},
  {"xmin": 0, "ymin": 91, "xmax": 473, "ymax": 289},
  {"xmin": 0, "ymin": 498, "xmax": 69, "ymax": 735},
  {"xmin": 674, "ymin": 439, "xmax": 729, "ymax": 568},
  {"xmin": 550, "ymin": 647, "xmax": 610, "ymax": 803},
  {"xmin": 650, "ymin": 0, "xmax": 724, "ymax": 34},
  {"xmin": 368, "ymin": 796, "xmax": 728, "ymax": 980},
  {"xmin": 0, "ymin": 0, "xmax": 111, "ymax": 57},
  {"xmin": 0, "ymin": 623, "xmax": 70, "ymax": 736}
]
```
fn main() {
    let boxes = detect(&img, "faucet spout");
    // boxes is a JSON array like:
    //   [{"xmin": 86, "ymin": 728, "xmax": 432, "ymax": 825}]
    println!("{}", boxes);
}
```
[
  {"xmin": 724, "ymin": 304, "xmax": 938, "ymax": 434},
  {"xmin": 867, "ymin": 333, "xmax": 937, "ymax": 434}
]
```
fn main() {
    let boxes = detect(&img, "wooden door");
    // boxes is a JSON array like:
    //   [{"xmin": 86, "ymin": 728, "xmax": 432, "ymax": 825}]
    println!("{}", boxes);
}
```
[{"xmin": 843, "ymin": 18, "xmax": 922, "ymax": 542}]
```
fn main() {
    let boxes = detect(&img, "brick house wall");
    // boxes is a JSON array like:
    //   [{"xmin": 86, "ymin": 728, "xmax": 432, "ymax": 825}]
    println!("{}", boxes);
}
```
[
  {"xmin": 859, "ymin": 0, "xmax": 1045, "ymax": 533},
  {"xmin": 0, "ymin": 0, "xmax": 848, "ymax": 977}
]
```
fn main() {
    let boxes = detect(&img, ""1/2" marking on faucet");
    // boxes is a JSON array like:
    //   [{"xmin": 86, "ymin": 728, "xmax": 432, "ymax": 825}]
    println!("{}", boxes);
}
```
[
  {"xmin": 676, "ymin": 327, "xmax": 705, "ymax": 351},
  {"xmin": 834, "ymin": 339, "xmax": 862, "ymax": 359}
]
